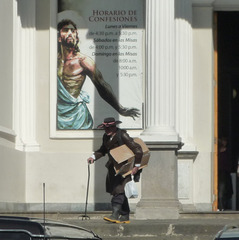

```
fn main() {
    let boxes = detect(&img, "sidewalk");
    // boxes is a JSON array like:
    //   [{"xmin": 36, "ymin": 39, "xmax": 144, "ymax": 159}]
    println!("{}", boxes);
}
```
[
  {"xmin": 1, "ymin": 211, "xmax": 239, "ymax": 239},
  {"xmin": 62, "ymin": 212, "xmax": 239, "ymax": 240}
]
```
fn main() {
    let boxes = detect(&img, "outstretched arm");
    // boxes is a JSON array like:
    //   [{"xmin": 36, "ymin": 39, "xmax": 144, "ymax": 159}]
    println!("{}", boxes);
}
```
[
  {"xmin": 93, "ymin": 68, "xmax": 140, "ymax": 119},
  {"xmin": 82, "ymin": 56, "xmax": 140, "ymax": 119}
]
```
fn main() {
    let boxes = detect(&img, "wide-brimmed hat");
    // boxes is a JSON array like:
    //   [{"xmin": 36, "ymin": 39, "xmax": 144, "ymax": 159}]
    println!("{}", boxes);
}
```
[{"xmin": 97, "ymin": 117, "xmax": 122, "ymax": 129}]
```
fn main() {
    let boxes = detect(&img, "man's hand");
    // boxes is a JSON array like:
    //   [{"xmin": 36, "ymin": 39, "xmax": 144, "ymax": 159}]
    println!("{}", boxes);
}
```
[
  {"xmin": 119, "ymin": 107, "xmax": 141, "ymax": 120},
  {"xmin": 131, "ymin": 166, "xmax": 139, "ymax": 175},
  {"xmin": 87, "ymin": 157, "xmax": 94, "ymax": 164}
]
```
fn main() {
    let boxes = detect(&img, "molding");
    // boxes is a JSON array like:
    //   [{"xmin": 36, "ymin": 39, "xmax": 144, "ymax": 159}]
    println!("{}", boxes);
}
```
[
  {"xmin": 193, "ymin": 0, "xmax": 239, "ymax": 10},
  {"xmin": 49, "ymin": 0, "xmax": 58, "ymax": 138},
  {"xmin": 0, "ymin": 202, "xmax": 111, "ymax": 213},
  {"xmin": 49, "ymin": 0, "xmax": 145, "ymax": 138},
  {"xmin": 49, "ymin": 129, "xmax": 143, "ymax": 139},
  {"xmin": 145, "ymin": 141, "xmax": 183, "ymax": 151},
  {"xmin": 192, "ymin": 0, "xmax": 214, "ymax": 6},
  {"xmin": 177, "ymin": 151, "xmax": 199, "ymax": 160},
  {"xmin": 213, "ymin": 2, "xmax": 239, "ymax": 11},
  {"xmin": 0, "ymin": 126, "xmax": 16, "ymax": 143}
]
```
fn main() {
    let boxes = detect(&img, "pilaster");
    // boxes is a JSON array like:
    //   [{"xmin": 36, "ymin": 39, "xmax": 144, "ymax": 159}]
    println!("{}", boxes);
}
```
[
  {"xmin": 141, "ymin": 0, "xmax": 179, "ymax": 142},
  {"xmin": 136, "ymin": 0, "xmax": 181, "ymax": 219},
  {"xmin": 175, "ymin": 0, "xmax": 196, "ymax": 151},
  {"xmin": 13, "ymin": 0, "xmax": 39, "ymax": 151}
]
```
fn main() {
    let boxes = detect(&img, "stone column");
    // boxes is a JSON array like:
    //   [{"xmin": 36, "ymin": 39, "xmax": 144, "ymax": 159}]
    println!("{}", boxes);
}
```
[{"xmin": 136, "ymin": 0, "xmax": 182, "ymax": 219}]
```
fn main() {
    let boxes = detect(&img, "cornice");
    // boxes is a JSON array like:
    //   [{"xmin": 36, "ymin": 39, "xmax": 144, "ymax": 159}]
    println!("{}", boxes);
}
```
[
  {"xmin": 192, "ymin": 0, "xmax": 214, "ymax": 7},
  {"xmin": 192, "ymin": 0, "xmax": 239, "ymax": 10}
]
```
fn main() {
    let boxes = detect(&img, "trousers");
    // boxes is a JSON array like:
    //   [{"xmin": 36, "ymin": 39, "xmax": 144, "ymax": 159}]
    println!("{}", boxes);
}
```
[{"xmin": 111, "ymin": 193, "xmax": 130, "ymax": 215}]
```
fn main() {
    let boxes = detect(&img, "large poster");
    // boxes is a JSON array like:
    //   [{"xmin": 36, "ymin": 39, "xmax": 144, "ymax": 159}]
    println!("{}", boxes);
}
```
[{"xmin": 57, "ymin": 0, "xmax": 145, "ymax": 130}]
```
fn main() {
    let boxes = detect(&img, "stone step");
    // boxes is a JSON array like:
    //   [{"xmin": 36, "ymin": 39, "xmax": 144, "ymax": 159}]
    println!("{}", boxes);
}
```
[
  {"xmin": 64, "ymin": 217, "xmax": 235, "ymax": 240},
  {"xmin": 104, "ymin": 237, "xmax": 214, "ymax": 240},
  {"xmin": 0, "ymin": 211, "xmax": 109, "ymax": 221},
  {"xmin": 180, "ymin": 211, "xmax": 239, "ymax": 219}
]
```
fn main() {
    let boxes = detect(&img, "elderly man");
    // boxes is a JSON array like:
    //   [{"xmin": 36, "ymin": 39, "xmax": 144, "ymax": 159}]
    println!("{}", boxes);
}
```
[
  {"xmin": 87, "ymin": 117, "xmax": 143, "ymax": 223},
  {"xmin": 57, "ymin": 19, "xmax": 140, "ymax": 129}
]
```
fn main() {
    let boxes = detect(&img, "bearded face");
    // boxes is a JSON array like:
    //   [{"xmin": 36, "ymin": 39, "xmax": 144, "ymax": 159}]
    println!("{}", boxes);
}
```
[{"xmin": 59, "ymin": 24, "xmax": 79, "ymax": 48}]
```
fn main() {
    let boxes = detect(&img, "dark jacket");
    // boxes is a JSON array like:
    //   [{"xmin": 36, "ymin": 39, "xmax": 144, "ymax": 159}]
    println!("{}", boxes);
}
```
[{"xmin": 94, "ymin": 128, "xmax": 143, "ymax": 195}]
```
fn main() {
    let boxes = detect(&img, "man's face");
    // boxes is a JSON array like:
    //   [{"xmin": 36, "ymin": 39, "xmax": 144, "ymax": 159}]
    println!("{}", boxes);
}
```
[
  {"xmin": 59, "ymin": 24, "xmax": 78, "ymax": 48},
  {"xmin": 104, "ymin": 126, "xmax": 117, "ymax": 136}
]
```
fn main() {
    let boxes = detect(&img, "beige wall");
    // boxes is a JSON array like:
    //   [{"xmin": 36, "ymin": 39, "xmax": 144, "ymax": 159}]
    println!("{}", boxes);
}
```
[
  {"xmin": 0, "ymin": 146, "xmax": 25, "ymax": 203},
  {"xmin": 0, "ymin": 0, "xmax": 13, "ymax": 129}
]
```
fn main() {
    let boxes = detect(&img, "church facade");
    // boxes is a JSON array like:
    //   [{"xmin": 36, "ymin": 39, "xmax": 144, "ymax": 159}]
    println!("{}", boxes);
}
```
[{"xmin": 0, "ymin": 0, "xmax": 238, "ymax": 218}]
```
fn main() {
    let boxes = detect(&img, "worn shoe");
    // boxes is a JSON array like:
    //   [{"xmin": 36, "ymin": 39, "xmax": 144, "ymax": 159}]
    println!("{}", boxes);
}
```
[
  {"xmin": 116, "ymin": 214, "xmax": 130, "ymax": 224},
  {"xmin": 103, "ymin": 215, "xmax": 118, "ymax": 223},
  {"xmin": 103, "ymin": 204, "xmax": 121, "ymax": 223}
]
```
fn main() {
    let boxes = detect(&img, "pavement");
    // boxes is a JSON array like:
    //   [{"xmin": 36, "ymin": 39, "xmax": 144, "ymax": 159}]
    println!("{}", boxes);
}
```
[
  {"xmin": 54, "ymin": 211, "xmax": 239, "ymax": 240},
  {"xmin": 2, "ymin": 211, "xmax": 239, "ymax": 239}
]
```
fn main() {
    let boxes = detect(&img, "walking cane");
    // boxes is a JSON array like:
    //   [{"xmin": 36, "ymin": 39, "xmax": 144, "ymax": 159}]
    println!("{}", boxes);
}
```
[{"xmin": 82, "ymin": 163, "xmax": 90, "ymax": 220}]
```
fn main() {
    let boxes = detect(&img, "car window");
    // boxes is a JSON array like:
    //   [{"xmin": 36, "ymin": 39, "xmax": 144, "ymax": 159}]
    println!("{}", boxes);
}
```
[
  {"xmin": 45, "ymin": 224, "xmax": 96, "ymax": 238},
  {"xmin": 0, "ymin": 232, "xmax": 31, "ymax": 240}
]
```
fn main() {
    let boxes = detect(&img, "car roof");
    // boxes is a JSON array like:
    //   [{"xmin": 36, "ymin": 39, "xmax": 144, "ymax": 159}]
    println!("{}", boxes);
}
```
[
  {"xmin": 0, "ymin": 216, "xmax": 101, "ymax": 239},
  {"xmin": 0, "ymin": 216, "xmax": 44, "ymax": 235},
  {"xmin": 214, "ymin": 225, "xmax": 239, "ymax": 239}
]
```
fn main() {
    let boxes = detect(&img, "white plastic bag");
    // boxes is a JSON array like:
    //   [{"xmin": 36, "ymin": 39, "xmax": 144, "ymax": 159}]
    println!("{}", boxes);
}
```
[{"xmin": 124, "ymin": 175, "xmax": 138, "ymax": 199}]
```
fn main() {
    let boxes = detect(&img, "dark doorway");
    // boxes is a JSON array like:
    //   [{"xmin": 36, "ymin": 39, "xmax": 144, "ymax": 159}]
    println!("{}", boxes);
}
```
[{"xmin": 218, "ymin": 12, "xmax": 239, "ymax": 210}]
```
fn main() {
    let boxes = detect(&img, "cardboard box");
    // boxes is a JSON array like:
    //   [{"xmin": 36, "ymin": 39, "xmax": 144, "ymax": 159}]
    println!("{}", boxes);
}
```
[
  {"xmin": 133, "ymin": 138, "xmax": 150, "ymax": 170},
  {"xmin": 110, "ymin": 138, "xmax": 150, "ymax": 177}
]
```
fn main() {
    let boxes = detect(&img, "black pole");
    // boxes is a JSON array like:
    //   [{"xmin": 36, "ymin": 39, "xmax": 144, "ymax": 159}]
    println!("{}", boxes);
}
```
[
  {"xmin": 43, "ymin": 183, "xmax": 46, "ymax": 239},
  {"xmin": 82, "ymin": 163, "xmax": 90, "ymax": 220}
]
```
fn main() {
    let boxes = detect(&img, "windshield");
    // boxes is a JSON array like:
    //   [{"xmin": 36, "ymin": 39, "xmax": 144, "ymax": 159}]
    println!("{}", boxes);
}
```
[{"xmin": 44, "ymin": 224, "xmax": 98, "ymax": 239}]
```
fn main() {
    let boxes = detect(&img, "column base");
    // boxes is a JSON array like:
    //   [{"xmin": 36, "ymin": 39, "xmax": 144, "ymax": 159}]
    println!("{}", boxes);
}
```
[
  {"xmin": 141, "ymin": 126, "xmax": 181, "ymax": 142},
  {"xmin": 135, "ymin": 199, "xmax": 181, "ymax": 219}
]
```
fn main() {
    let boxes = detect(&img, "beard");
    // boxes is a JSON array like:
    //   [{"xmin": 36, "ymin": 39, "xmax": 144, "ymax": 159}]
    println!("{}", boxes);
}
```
[{"xmin": 62, "ymin": 37, "xmax": 77, "ymax": 49}]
